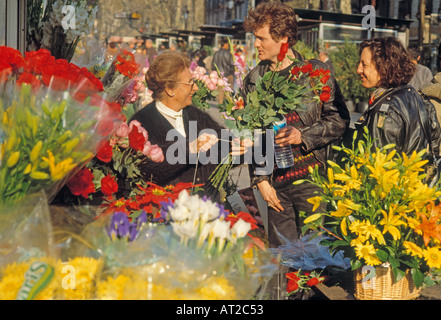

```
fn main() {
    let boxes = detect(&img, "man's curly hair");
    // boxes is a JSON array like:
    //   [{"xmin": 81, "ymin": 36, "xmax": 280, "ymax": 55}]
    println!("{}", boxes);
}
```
[
  {"xmin": 360, "ymin": 37, "xmax": 416, "ymax": 88},
  {"xmin": 243, "ymin": 1, "xmax": 297, "ymax": 46}
]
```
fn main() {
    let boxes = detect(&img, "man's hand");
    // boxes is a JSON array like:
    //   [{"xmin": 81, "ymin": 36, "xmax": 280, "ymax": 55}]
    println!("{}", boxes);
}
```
[
  {"xmin": 275, "ymin": 126, "xmax": 302, "ymax": 146},
  {"xmin": 257, "ymin": 180, "xmax": 283, "ymax": 212}
]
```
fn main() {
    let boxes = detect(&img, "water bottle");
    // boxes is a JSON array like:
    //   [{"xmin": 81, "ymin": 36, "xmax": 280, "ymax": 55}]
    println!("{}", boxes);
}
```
[{"xmin": 273, "ymin": 117, "xmax": 294, "ymax": 169}]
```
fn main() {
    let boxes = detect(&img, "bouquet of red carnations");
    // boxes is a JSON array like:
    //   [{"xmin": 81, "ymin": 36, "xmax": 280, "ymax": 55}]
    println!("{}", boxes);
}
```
[{"xmin": 0, "ymin": 46, "xmax": 124, "ymax": 205}]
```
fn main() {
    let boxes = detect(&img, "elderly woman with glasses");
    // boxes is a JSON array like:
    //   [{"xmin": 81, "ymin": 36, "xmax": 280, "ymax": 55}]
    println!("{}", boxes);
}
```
[
  {"xmin": 355, "ymin": 37, "xmax": 441, "ymax": 157},
  {"xmin": 129, "ymin": 51, "xmax": 246, "ymax": 199}
]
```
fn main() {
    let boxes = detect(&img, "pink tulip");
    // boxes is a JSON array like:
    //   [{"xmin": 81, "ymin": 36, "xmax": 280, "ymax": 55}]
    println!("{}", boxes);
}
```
[
  {"xmin": 115, "ymin": 122, "xmax": 130, "ymax": 138},
  {"xmin": 149, "ymin": 144, "xmax": 164, "ymax": 162},
  {"xmin": 141, "ymin": 140, "xmax": 152, "ymax": 156}
]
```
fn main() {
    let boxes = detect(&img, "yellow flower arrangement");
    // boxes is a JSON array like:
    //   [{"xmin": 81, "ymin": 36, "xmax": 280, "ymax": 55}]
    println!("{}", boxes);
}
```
[
  {"xmin": 0, "ymin": 257, "xmax": 102, "ymax": 300},
  {"xmin": 300, "ymin": 129, "xmax": 441, "ymax": 288}
]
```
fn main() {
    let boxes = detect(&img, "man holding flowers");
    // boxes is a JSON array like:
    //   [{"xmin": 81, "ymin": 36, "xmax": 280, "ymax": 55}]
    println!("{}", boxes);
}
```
[{"xmin": 242, "ymin": 1, "xmax": 349, "ymax": 247}]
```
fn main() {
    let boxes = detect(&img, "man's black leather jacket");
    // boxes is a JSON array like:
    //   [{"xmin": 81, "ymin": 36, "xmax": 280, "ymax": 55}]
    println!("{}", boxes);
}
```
[
  {"xmin": 354, "ymin": 84, "xmax": 441, "ymax": 157},
  {"xmin": 212, "ymin": 49, "xmax": 235, "ymax": 77},
  {"xmin": 242, "ymin": 51, "xmax": 350, "ymax": 184}
]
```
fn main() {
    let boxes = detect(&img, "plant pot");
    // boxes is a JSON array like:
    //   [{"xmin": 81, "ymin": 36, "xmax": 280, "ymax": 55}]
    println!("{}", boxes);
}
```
[{"xmin": 353, "ymin": 265, "xmax": 421, "ymax": 300}]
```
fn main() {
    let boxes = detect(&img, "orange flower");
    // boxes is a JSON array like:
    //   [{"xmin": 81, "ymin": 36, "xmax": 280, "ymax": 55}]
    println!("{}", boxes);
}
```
[
  {"xmin": 232, "ymin": 97, "xmax": 244, "ymax": 110},
  {"xmin": 415, "ymin": 202, "xmax": 441, "ymax": 247}
]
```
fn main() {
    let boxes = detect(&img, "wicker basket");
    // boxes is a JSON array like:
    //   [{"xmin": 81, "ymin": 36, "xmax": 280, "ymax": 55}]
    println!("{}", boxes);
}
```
[{"xmin": 354, "ymin": 266, "xmax": 421, "ymax": 300}]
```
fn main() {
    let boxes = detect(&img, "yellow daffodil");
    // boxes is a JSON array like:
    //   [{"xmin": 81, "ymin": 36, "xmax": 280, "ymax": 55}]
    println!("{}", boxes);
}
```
[
  {"xmin": 423, "ymin": 247, "xmax": 441, "ymax": 269},
  {"xmin": 380, "ymin": 206, "xmax": 406, "ymax": 241},
  {"xmin": 42, "ymin": 150, "xmax": 76, "ymax": 181}
]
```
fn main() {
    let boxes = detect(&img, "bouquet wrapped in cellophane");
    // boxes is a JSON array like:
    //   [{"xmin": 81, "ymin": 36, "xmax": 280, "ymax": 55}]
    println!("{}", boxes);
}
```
[
  {"xmin": 55, "ymin": 190, "xmax": 277, "ymax": 300},
  {"xmin": 0, "ymin": 46, "xmax": 125, "ymax": 205},
  {"xmin": 100, "ymin": 48, "xmax": 141, "ymax": 104}
]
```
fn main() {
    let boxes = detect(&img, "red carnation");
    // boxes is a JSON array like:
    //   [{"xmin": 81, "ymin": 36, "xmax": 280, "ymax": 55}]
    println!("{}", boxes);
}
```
[
  {"xmin": 291, "ymin": 66, "xmax": 301, "ymax": 77},
  {"xmin": 320, "ymin": 74, "xmax": 331, "ymax": 84},
  {"xmin": 129, "ymin": 124, "xmax": 147, "ymax": 151},
  {"xmin": 301, "ymin": 63, "xmax": 313, "ymax": 74},
  {"xmin": 0, "ymin": 46, "xmax": 25, "ymax": 71},
  {"xmin": 67, "ymin": 167, "xmax": 95, "ymax": 198},
  {"xmin": 0, "ymin": 61, "xmax": 12, "ymax": 83},
  {"xmin": 306, "ymin": 277, "xmax": 320, "ymax": 287},
  {"xmin": 101, "ymin": 175, "xmax": 118, "ymax": 196},
  {"xmin": 286, "ymin": 272, "xmax": 301, "ymax": 282},
  {"xmin": 309, "ymin": 69, "xmax": 321, "ymax": 78},
  {"xmin": 320, "ymin": 91, "xmax": 331, "ymax": 103},
  {"xmin": 23, "ymin": 49, "xmax": 55, "ymax": 74},
  {"xmin": 287, "ymin": 280, "xmax": 299, "ymax": 293},
  {"xmin": 16, "ymin": 72, "xmax": 41, "ymax": 90},
  {"xmin": 96, "ymin": 140, "xmax": 113, "ymax": 163},
  {"xmin": 277, "ymin": 43, "xmax": 290, "ymax": 62},
  {"xmin": 322, "ymin": 85, "xmax": 331, "ymax": 93}
]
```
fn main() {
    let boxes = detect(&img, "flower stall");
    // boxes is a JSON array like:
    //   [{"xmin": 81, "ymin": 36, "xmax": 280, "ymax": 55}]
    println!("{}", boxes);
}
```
[{"xmin": 0, "ymin": 40, "xmax": 278, "ymax": 300}]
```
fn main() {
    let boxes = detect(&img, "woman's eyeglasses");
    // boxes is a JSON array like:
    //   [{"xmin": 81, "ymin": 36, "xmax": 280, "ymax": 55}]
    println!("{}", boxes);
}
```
[{"xmin": 177, "ymin": 79, "xmax": 195, "ymax": 90}]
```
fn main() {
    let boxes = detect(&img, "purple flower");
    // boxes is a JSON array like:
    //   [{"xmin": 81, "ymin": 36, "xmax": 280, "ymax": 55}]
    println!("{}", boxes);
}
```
[
  {"xmin": 136, "ymin": 211, "xmax": 147, "ymax": 228},
  {"xmin": 108, "ymin": 212, "xmax": 131, "ymax": 240},
  {"xmin": 160, "ymin": 199, "xmax": 173, "ymax": 215},
  {"xmin": 190, "ymin": 60, "xmax": 198, "ymax": 71},
  {"xmin": 216, "ymin": 203, "xmax": 229, "ymax": 219},
  {"xmin": 128, "ymin": 223, "xmax": 138, "ymax": 241}
]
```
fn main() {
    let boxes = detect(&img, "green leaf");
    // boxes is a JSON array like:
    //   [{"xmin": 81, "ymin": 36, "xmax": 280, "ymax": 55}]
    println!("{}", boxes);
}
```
[
  {"xmin": 376, "ymin": 249, "xmax": 389, "ymax": 262},
  {"xmin": 411, "ymin": 268, "xmax": 425, "ymax": 288},
  {"xmin": 351, "ymin": 259, "xmax": 363, "ymax": 271},
  {"xmin": 275, "ymin": 97, "xmax": 285, "ymax": 109},
  {"xmin": 392, "ymin": 267, "xmax": 406, "ymax": 283}
]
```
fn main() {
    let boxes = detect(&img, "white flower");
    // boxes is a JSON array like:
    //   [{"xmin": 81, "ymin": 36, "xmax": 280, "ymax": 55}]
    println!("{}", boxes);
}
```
[
  {"xmin": 210, "ymin": 219, "xmax": 230, "ymax": 240},
  {"xmin": 171, "ymin": 220, "xmax": 198, "ymax": 241},
  {"xmin": 168, "ymin": 206, "xmax": 191, "ymax": 222},
  {"xmin": 230, "ymin": 219, "xmax": 251, "ymax": 242}
]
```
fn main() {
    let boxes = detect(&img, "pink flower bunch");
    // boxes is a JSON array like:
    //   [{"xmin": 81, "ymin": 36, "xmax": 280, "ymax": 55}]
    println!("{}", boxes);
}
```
[
  {"xmin": 192, "ymin": 66, "xmax": 233, "ymax": 93},
  {"xmin": 120, "ymin": 75, "xmax": 148, "ymax": 105},
  {"xmin": 111, "ymin": 120, "xmax": 164, "ymax": 162}
]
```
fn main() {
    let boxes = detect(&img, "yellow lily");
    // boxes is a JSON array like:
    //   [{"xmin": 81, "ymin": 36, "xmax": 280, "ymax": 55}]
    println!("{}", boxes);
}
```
[
  {"xmin": 307, "ymin": 196, "xmax": 322, "ymax": 212},
  {"xmin": 6, "ymin": 151, "xmax": 20, "ymax": 167},
  {"xmin": 42, "ymin": 150, "xmax": 76, "ymax": 181},
  {"xmin": 330, "ymin": 200, "xmax": 352, "ymax": 218},
  {"xmin": 380, "ymin": 206, "xmax": 406, "ymax": 241},
  {"xmin": 30, "ymin": 141, "xmax": 43, "ymax": 164},
  {"xmin": 304, "ymin": 213, "xmax": 322, "ymax": 224}
]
